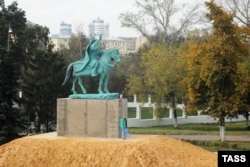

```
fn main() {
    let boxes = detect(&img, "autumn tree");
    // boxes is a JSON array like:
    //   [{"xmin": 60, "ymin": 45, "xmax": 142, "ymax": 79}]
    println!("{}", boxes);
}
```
[
  {"xmin": 126, "ymin": 43, "xmax": 188, "ymax": 127},
  {"xmin": 220, "ymin": 0, "xmax": 250, "ymax": 128},
  {"xmin": 119, "ymin": 0, "xmax": 203, "ymax": 44},
  {"xmin": 120, "ymin": 0, "xmax": 203, "ymax": 127},
  {"xmin": 185, "ymin": 0, "xmax": 250, "ymax": 141}
]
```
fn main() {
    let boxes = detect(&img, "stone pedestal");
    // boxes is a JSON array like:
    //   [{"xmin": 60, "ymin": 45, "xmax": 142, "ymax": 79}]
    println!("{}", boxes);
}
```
[{"xmin": 57, "ymin": 98, "xmax": 127, "ymax": 138}]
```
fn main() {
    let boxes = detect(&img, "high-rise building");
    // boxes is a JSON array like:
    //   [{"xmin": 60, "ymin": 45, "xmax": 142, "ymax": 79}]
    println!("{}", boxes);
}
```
[
  {"xmin": 59, "ymin": 21, "xmax": 72, "ymax": 37},
  {"xmin": 89, "ymin": 17, "xmax": 109, "ymax": 39},
  {"xmin": 50, "ymin": 21, "xmax": 72, "ymax": 51}
]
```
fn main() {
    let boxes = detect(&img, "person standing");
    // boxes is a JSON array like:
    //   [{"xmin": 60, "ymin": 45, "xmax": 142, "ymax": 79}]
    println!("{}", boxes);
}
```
[{"xmin": 120, "ymin": 115, "xmax": 127, "ymax": 139}]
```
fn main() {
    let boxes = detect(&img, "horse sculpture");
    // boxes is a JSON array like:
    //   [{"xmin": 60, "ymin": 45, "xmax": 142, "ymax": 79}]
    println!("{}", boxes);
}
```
[{"xmin": 62, "ymin": 48, "xmax": 120, "ymax": 94}]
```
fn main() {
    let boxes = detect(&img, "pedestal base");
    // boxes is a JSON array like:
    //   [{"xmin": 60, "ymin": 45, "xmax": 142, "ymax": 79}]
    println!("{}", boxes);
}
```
[
  {"xmin": 57, "ymin": 98, "xmax": 127, "ymax": 138},
  {"xmin": 69, "ymin": 93, "xmax": 119, "ymax": 99}
]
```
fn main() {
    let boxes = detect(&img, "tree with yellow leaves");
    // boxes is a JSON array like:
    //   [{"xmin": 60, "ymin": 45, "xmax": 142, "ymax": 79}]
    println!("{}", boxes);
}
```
[
  {"xmin": 185, "ymin": 0, "xmax": 250, "ymax": 141},
  {"xmin": 126, "ymin": 43, "xmax": 188, "ymax": 128}
]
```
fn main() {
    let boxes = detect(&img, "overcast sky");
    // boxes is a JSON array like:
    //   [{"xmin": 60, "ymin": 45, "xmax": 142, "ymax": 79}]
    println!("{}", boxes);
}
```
[{"xmin": 5, "ymin": 0, "xmax": 207, "ymax": 37}]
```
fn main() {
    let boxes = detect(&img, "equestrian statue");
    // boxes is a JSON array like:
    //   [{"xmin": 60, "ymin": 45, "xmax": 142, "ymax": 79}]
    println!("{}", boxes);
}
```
[{"xmin": 62, "ymin": 35, "xmax": 121, "ymax": 98}]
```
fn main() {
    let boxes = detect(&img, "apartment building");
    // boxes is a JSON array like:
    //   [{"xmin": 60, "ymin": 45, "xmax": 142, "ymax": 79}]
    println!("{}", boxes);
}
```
[
  {"xmin": 50, "ymin": 22, "xmax": 72, "ymax": 51},
  {"xmin": 89, "ymin": 17, "xmax": 109, "ymax": 39},
  {"xmin": 100, "ymin": 36, "xmax": 147, "ymax": 56}
]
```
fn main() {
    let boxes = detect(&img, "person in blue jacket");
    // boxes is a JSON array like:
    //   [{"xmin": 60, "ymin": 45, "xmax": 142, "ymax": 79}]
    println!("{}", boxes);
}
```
[{"xmin": 120, "ymin": 115, "xmax": 127, "ymax": 139}]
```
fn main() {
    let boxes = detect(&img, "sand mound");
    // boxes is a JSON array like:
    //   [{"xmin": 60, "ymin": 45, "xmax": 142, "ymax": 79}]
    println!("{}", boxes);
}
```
[{"xmin": 0, "ymin": 133, "xmax": 217, "ymax": 167}]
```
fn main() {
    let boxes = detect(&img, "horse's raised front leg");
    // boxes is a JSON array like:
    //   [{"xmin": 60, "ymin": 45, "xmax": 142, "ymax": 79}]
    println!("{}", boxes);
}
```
[
  {"xmin": 71, "ymin": 78, "xmax": 78, "ymax": 94},
  {"xmin": 77, "ymin": 77, "xmax": 87, "ymax": 94},
  {"xmin": 98, "ymin": 75, "xmax": 104, "ymax": 94},
  {"xmin": 103, "ymin": 75, "xmax": 110, "ymax": 93}
]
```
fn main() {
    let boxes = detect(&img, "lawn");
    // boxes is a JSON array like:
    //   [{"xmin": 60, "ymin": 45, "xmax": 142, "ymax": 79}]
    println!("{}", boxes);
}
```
[
  {"xmin": 185, "ymin": 140, "xmax": 250, "ymax": 152},
  {"xmin": 128, "ymin": 121, "xmax": 250, "ymax": 152},
  {"xmin": 128, "ymin": 121, "xmax": 250, "ymax": 135}
]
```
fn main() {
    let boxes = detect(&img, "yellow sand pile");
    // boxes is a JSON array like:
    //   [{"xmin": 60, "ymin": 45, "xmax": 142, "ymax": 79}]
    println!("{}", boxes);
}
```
[{"xmin": 0, "ymin": 133, "xmax": 217, "ymax": 167}]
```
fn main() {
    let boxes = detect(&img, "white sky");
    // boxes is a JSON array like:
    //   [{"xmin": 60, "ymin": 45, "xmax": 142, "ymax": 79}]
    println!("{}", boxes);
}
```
[{"xmin": 4, "ymin": 0, "xmax": 207, "ymax": 37}]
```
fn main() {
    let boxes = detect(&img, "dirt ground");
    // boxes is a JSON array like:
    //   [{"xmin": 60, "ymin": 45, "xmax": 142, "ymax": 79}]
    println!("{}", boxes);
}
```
[{"xmin": 0, "ymin": 132, "xmax": 217, "ymax": 167}]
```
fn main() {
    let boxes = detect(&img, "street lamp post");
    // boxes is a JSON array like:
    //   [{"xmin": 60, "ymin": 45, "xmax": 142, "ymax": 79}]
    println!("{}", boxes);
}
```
[{"xmin": 7, "ymin": 26, "xmax": 12, "ymax": 51}]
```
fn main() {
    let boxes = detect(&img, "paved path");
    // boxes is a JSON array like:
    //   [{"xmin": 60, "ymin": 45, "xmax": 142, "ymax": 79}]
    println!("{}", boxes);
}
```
[{"xmin": 166, "ymin": 134, "xmax": 250, "ymax": 141}]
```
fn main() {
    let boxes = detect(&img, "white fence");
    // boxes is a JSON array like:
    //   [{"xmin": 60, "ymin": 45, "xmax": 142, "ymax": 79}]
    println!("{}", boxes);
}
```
[{"xmin": 126, "ymin": 95, "xmax": 246, "ymax": 127}]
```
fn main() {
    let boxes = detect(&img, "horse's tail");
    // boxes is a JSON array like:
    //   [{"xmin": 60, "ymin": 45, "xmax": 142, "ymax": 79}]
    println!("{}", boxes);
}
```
[{"xmin": 62, "ymin": 63, "xmax": 73, "ymax": 86}]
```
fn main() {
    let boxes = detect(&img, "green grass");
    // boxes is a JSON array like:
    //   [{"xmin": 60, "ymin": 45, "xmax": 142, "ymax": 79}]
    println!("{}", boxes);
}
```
[
  {"xmin": 184, "ymin": 140, "xmax": 250, "ymax": 152},
  {"xmin": 128, "ymin": 107, "xmax": 184, "ymax": 119},
  {"xmin": 128, "ymin": 121, "xmax": 250, "ymax": 135},
  {"xmin": 127, "ymin": 107, "xmax": 250, "ymax": 151},
  {"xmin": 127, "ymin": 121, "xmax": 250, "ymax": 152}
]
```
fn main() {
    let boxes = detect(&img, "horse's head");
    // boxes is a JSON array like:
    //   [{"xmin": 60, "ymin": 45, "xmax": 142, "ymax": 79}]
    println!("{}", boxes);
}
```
[
  {"xmin": 99, "ymin": 48, "xmax": 121, "ymax": 68},
  {"xmin": 110, "ymin": 48, "xmax": 121, "ymax": 64}
]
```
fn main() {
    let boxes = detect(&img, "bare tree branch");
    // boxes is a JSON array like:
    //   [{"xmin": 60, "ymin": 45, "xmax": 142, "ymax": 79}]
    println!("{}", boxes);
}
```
[
  {"xmin": 119, "ymin": 0, "xmax": 203, "ymax": 44},
  {"xmin": 222, "ymin": 0, "xmax": 250, "ymax": 26}
]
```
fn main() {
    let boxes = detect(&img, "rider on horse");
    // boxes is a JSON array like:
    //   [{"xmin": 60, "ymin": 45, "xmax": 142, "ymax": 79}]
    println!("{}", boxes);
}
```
[
  {"xmin": 73, "ymin": 35, "xmax": 103, "ymax": 76},
  {"xmin": 84, "ymin": 35, "xmax": 103, "ymax": 76}
]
